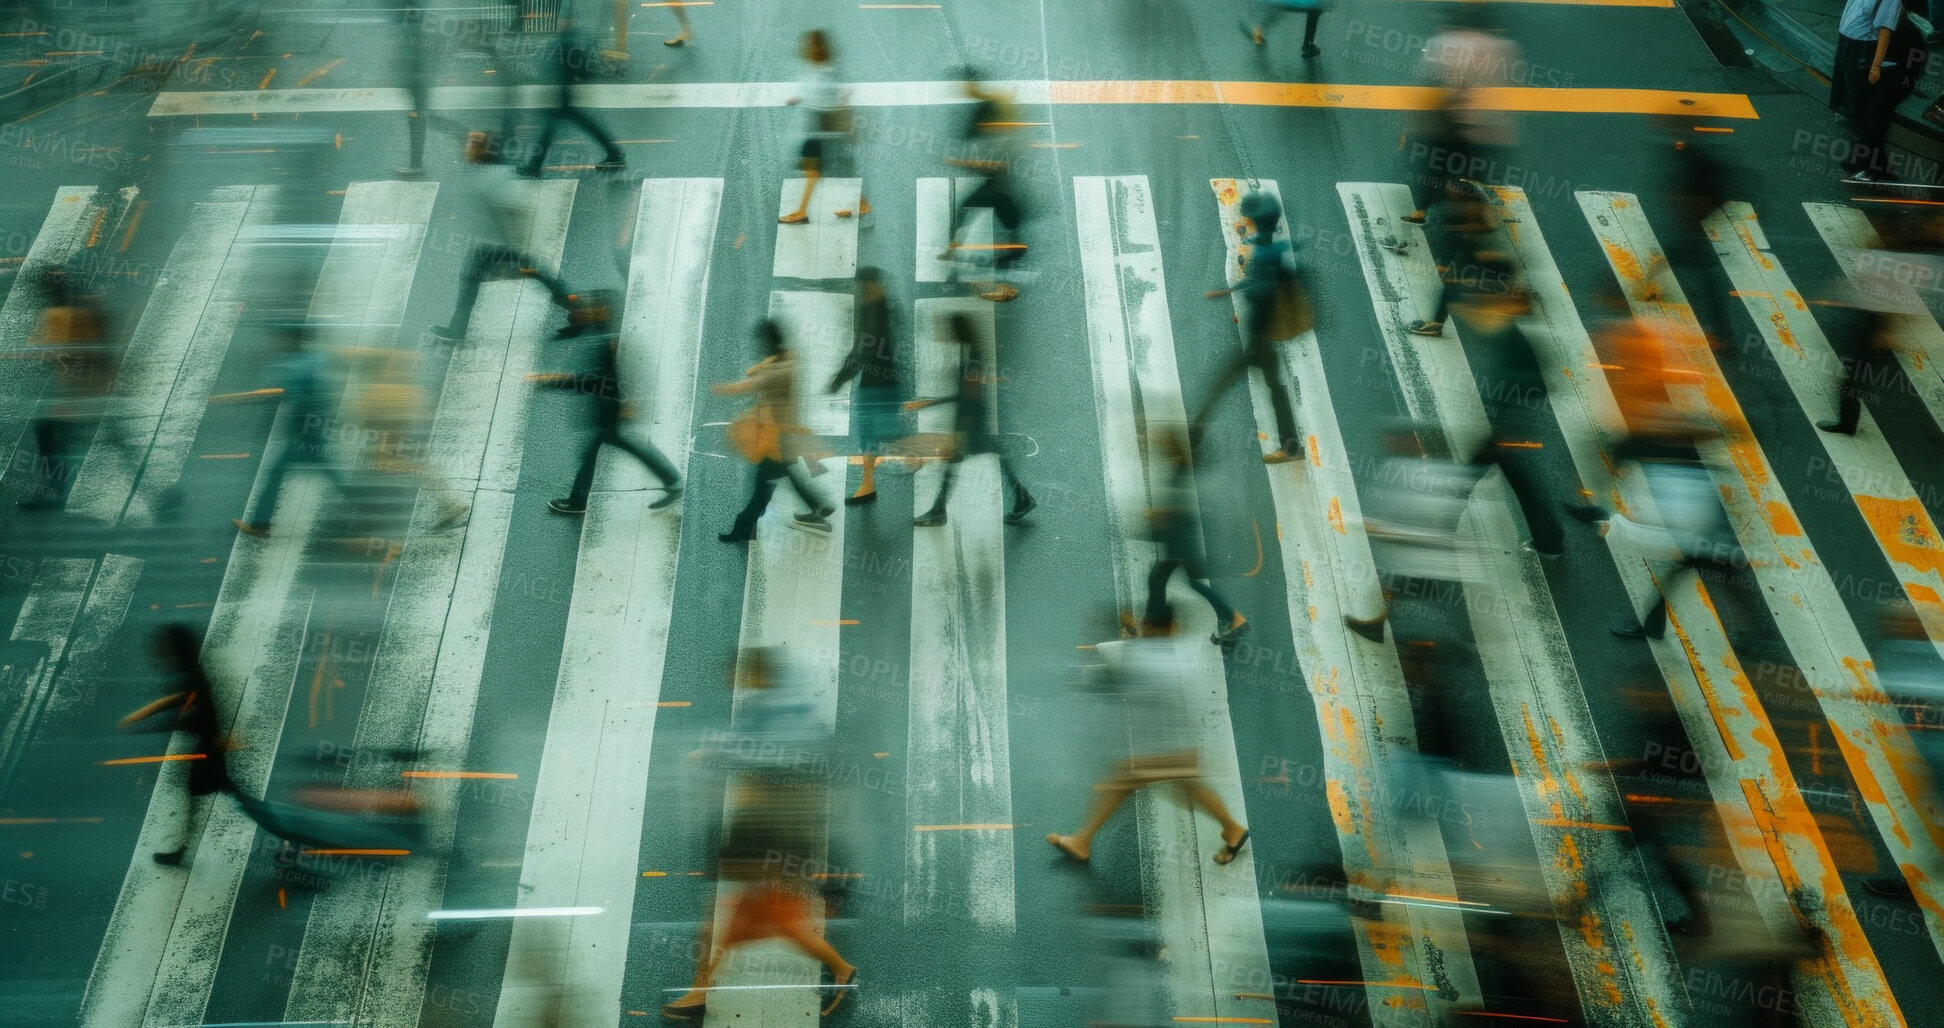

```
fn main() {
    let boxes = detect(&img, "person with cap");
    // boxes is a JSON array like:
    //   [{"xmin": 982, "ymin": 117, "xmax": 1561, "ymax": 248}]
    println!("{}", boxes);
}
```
[{"xmin": 1196, "ymin": 190, "xmax": 1309, "ymax": 464}]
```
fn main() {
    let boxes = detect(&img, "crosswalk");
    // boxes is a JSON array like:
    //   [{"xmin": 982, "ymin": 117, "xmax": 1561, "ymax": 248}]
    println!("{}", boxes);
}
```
[{"xmin": 3, "ymin": 164, "xmax": 1943, "ymax": 1027}]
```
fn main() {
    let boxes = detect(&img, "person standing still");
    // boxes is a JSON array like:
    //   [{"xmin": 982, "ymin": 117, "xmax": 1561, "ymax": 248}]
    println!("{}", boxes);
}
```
[{"xmin": 1833, "ymin": 0, "xmax": 1907, "ymax": 183}]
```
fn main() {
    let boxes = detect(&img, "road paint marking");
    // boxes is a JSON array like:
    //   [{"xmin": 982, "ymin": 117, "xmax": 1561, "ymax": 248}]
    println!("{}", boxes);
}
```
[{"xmin": 773, "ymin": 178, "xmax": 861, "ymax": 280}]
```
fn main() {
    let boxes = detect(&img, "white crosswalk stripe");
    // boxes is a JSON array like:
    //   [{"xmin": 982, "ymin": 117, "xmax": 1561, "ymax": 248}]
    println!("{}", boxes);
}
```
[{"xmin": 16, "ymin": 169, "xmax": 1944, "ymax": 1028}]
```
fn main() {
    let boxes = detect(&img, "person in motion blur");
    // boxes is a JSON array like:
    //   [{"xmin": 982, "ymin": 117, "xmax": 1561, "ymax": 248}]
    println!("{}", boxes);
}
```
[
  {"xmin": 826, "ymin": 267, "xmax": 903, "ymax": 506},
  {"xmin": 904, "ymin": 312, "xmax": 1035, "ymax": 527},
  {"xmin": 229, "ymin": 328, "xmax": 353, "ymax": 537},
  {"xmin": 1578, "ymin": 310, "xmax": 1744, "ymax": 639},
  {"xmin": 1247, "ymin": 0, "xmax": 1325, "ymax": 58},
  {"xmin": 714, "ymin": 319, "xmax": 834, "ymax": 543},
  {"xmin": 19, "ymin": 267, "xmax": 116, "ymax": 511},
  {"xmin": 1145, "ymin": 427, "xmax": 1248, "ymax": 646},
  {"xmin": 607, "ymin": 0, "xmax": 692, "ymax": 56},
  {"xmin": 429, "ymin": 131, "xmax": 578, "ymax": 344},
  {"xmin": 779, "ymin": 30, "xmax": 866, "ymax": 224},
  {"xmin": 663, "ymin": 649, "xmax": 857, "ymax": 1020},
  {"xmin": 120, "ymin": 624, "xmax": 230, "ymax": 866},
  {"xmin": 1195, "ymin": 189, "xmax": 1310, "ymax": 463},
  {"xmin": 1393, "ymin": 5, "xmax": 1518, "ymax": 235},
  {"xmin": 519, "ymin": 20, "xmax": 626, "ymax": 177},
  {"xmin": 342, "ymin": 345, "xmax": 469, "ymax": 533},
  {"xmin": 944, "ymin": 70, "xmax": 1027, "ymax": 302},
  {"xmin": 527, "ymin": 290, "xmax": 683, "ymax": 515},
  {"xmin": 1046, "ymin": 604, "xmax": 1251, "ymax": 867}
]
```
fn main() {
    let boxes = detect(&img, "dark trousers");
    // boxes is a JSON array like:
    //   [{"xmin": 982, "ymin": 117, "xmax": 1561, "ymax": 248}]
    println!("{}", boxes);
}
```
[
  {"xmin": 522, "ymin": 86, "xmax": 623, "ymax": 173},
  {"xmin": 1485, "ymin": 445, "xmax": 1564, "ymax": 555},
  {"xmin": 955, "ymin": 178, "xmax": 1024, "ymax": 267},
  {"xmin": 728, "ymin": 457, "xmax": 827, "ymax": 539},
  {"xmin": 1829, "ymin": 321, "xmax": 1897, "ymax": 432},
  {"xmin": 1146, "ymin": 558, "xmax": 1236, "ymax": 626},
  {"xmin": 1197, "ymin": 340, "xmax": 1300, "ymax": 453},
  {"xmin": 441, "ymin": 245, "xmax": 571, "ymax": 337},
  {"xmin": 245, "ymin": 432, "xmax": 352, "ymax": 528},
  {"xmin": 570, "ymin": 426, "xmax": 679, "ymax": 504},
  {"xmin": 1836, "ymin": 37, "xmax": 1897, "ymax": 175},
  {"xmin": 1260, "ymin": 6, "xmax": 1322, "ymax": 47},
  {"xmin": 923, "ymin": 443, "xmax": 1026, "ymax": 516},
  {"xmin": 27, "ymin": 417, "xmax": 74, "ymax": 503}
]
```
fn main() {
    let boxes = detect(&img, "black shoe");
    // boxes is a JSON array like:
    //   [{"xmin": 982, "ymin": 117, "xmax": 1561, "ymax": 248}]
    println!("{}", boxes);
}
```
[
  {"xmin": 1565, "ymin": 502, "xmax": 1605, "ymax": 523},
  {"xmin": 1610, "ymin": 620, "xmax": 1662, "ymax": 640},
  {"xmin": 1301, "ymin": 43, "xmax": 1320, "ymax": 58},
  {"xmin": 1343, "ymin": 614, "xmax": 1386, "ymax": 643},
  {"xmin": 1816, "ymin": 418, "xmax": 1856, "ymax": 435},
  {"xmin": 845, "ymin": 491, "xmax": 877, "ymax": 506},
  {"xmin": 152, "ymin": 847, "xmax": 185, "ymax": 865},
  {"xmin": 1864, "ymin": 876, "xmax": 1914, "ymax": 897},
  {"xmin": 17, "ymin": 496, "xmax": 62, "ymax": 511},
  {"xmin": 914, "ymin": 508, "xmax": 947, "ymax": 527},
  {"xmin": 719, "ymin": 531, "xmax": 752, "ymax": 543},
  {"xmin": 649, "ymin": 486, "xmax": 683, "ymax": 510},
  {"xmin": 1005, "ymin": 491, "xmax": 1037, "ymax": 525},
  {"xmin": 1525, "ymin": 541, "xmax": 1562, "ymax": 561},
  {"xmin": 548, "ymin": 498, "xmax": 586, "ymax": 515},
  {"xmin": 1408, "ymin": 320, "xmax": 1443, "ymax": 337},
  {"xmin": 597, "ymin": 157, "xmax": 626, "ymax": 173},
  {"xmin": 428, "ymin": 325, "xmax": 465, "ymax": 344}
]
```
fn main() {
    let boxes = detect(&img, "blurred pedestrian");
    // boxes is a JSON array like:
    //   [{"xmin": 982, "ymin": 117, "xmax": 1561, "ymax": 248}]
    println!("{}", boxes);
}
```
[
  {"xmin": 1046, "ymin": 604, "xmax": 1250, "ymax": 866},
  {"xmin": 429, "ymin": 131, "xmax": 578, "ymax": 344},
  {"xmin": 714, "ymin": 319, "xmax": 833, "ymax": 543},
  {"xmin": 664, "ymin": 649, "xmax": 855, "ymax": 1021},
  {"xmin": 19, "ymin": 268, "xmax": 115, "ymax": 511},
  {"xmin": 1831, "ymin": 0, "xmax": 1916, "ymax": 183},
  {"xmin": 1657, "ymin": 120, "xmax": 1734, "ymax": 341},
  {"xmin": 1195, "ymin": 190, "xmax": 1310, "ymax": 463},
  {"xmin": 229, "ymin": 329, "xmax": 353, "ymax": 538},
  {"xmin": 905, "ymin": 312, "xmax": 1035, "ymax": 527},
  {"xmin": 944, "ymin": 71, "xmax": 1026, "ymax": 302},
  {"xmin": 1247, "ymin": 0, "xmax": 1325, "ymax": 58},
  {"xmin": 120, "ymin": 624, "xmax": 231, "ymax": 866},
  {"xmin": 342, "ymin": 346, "xmax": 469, "ymax": 535},
  {"xmin": 1403, "ymin": 180, "xmax": 1507, "ymax": 338},
  {"xmin": 527, "ymin": 291, "xmax": 683, "ymax": 515},
  {"xmin": 1340, "ymin": 421, "xmax": 1488, "ymax": 653},
  {"xmin": 1396, "ymin": 5, "xmax": 1518, "ymax": 229},
  {"xmin": 1146, "ymin": 427, "xmax": 1248, "ymax": 646},
  {"xmin": 826, "ymin": 267, "xmax": 903, "ymax": 506},
  {"xmin": 519, "ymin": 21, "xmax": 626, "ymax": 177},
  {"xmin": 779, "ymin": 30, "xmax": 866, "ymax": 224}
]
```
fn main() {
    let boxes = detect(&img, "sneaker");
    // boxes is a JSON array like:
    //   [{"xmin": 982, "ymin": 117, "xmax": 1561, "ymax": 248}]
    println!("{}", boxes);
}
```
[
  {"xmin": 232, "ymin": 518, "xmax": 269, "ymax": 537},
  {"xmin": 152, "ymin": 847, "xmax": 185, "ymax": 865},
  {"xmin": 1407, "ymin": 320, "xmax": 1444, "ymax": 337},
  {"xmin": 548, "ymin": 498, "xmax": 586, "ymax": 515},
  {"xmin": 914, "ymin": 508, "xmax": 947, "ymax": 527},
  {"xmin": 1609, "ymin": 620, "xmax": 1655, "ymax": 640},
  {"xmin": 793, "ymin": 509, "xmax": 832, "ymax": 531},
  {"xmin": 845, "ymin": 491, "xmax": 877, "ymax": 506},
  {"xmin": 649, "ymin": 486, "xmax": 683, "ymax": 510},
  {"xmin": 1005, "ymin": 491, "xmax": 1037, "ymax": 525},
  {"xmin": 1262, "ymin": 449, "xmax": 1297, "ymax": 465},
  {"xmin": 1815, "ymin": 418, "xmax": 1856, "ymax": 435},
  {"xmin": 1343, "ymin": 614, "xmax": 1386, "ymax": 643},
  {"xmin": 1212, "ymin": 613, "xmax": 1249, "ymax": 646},
  {"xmin": 1380, "ymin": 235, "xmax": 1408, "ymax": 255}
]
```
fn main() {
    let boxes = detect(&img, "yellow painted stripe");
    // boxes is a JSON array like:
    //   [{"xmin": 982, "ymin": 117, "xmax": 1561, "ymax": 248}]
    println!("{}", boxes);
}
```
[
  {"xmin": 1046, "ymin": 81, "xmax": 1756, "ymax": 118},
  {"xmin": 101, "ymin": 753, "xmax": 205, "ymax": 766}
]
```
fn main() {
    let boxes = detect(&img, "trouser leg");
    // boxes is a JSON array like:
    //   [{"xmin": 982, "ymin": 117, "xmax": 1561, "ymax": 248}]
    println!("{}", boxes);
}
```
[
  {"xmin": 729, "ymin": 459, "xmax": 783, "ymax": 538},
  {"xmin": 1492, "ymin": 447, "xmax": 1563, "ymax": 555},
  {"xmin": 923, "ymin": 457, "xmax": 960, "ymax": 515},
  {"xmin": 245, "ymin": 441, "xmax": 298, "ymax": 526},
  {"xmin": 1145, "ymin": 559, "xmax": 1179, "ymax": 626},
  {"xmin": 568, "ymin": 432, "xmax": 603, "ymax": 504},
  {"xmin": 1252, "ymin": 345, "xmax": 1300, "ymax": 452},
  {"xmin": 1303, "ymin": 9, "xmax": 1321, "ymax": 47},
  {"xmin": 30, "ymin": 417, "xmax": 69, "ymax": 500},
  {"xmin": 443, "ymin": 245, "xmax": 506, "ymax": 335},
  {"xmin": 562, "ymin": 103, "xmax": 624, "ymax": 163},
  {"xmin": 610, "ymin": 430, "xmax": 680, "ymax": 487},
  {"xmin": 783, "ymin": 459, "xmax": 829, "ymax": 513},
  {"xmin": 1186, "ymin": 575, "xmax": 1238, "ymax": 625}
]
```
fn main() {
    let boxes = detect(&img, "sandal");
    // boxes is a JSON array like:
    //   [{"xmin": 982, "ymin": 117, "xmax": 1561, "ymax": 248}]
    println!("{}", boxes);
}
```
[{"xmin": 1214, "ymin": 830, "xmax": 1250, "ymax": 866}]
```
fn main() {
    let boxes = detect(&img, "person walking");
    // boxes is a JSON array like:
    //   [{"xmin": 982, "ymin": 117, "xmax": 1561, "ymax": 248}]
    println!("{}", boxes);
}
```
[
  {"xmin": 1045, "ymin": 605, "xmax": 1251, "ymax": 867},
  {"xmin": 1247, "ymin": 0, "xmax": 1325, "ymax": 58},
  {"xmin": 905, "ymin": 312, "xmax": 1035, "ymax": 527},
  {"xmin": 1195, "ymin": 190, "xmax": 1310, "ymax": 464},
  {"xmin": 943, "ymin": 70, "xmax": 1027, "ymax": 302},
  {"xmin": 429, "ymin": 131, "xmax": 578, "ymax": 344},
  {"xmin": 1146, "ymin": 427, "xmax": 1248, "ymax": 646},
  {"xmin": 714, "ymin": 319, "xmax": 834, "ymax": 543},
  {"xmin": 826, "ymin": 267, "xmax": 903, "ymax": 506},
  {"xmin": 19, "ymin": 268, "xmax": 116, "ymax": 511},
  {"xmin": 519, "ymin": 21, "xmax": 626, "ymax": 177},
  {"xmin": 527, "ymin": 292, "xmax": 683, "ymax": 514},
  {"xmin": 1832, "ymin": 0, "xmax": 1911, "ymax": 183},
  {"xmin": 230, "ymin": 329, "xmax": 353, "ymax": 537},
  {"xmin": 604, "ymin": 0, "xmax": 693, "ymax": 56},
  {"xmin": 120, "ymin": 624, "xmax": 232, "ymax": 865},
  {"xmin": 779, "ymin": 30, "xmax": 866, "ymax": 224},
  {"xmin": 1392, "ymin": 5, "xmax": 1518, "ymax": 232}
]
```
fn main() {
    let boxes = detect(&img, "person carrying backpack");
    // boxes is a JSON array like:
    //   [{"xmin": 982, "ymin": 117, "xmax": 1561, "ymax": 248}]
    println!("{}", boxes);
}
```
[{"xmin": 1195, "ymin": 190, "xmax": 1311, "ymax": 464}]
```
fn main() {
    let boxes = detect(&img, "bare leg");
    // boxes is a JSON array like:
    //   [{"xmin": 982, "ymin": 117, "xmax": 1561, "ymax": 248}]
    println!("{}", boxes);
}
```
[
  {"xmin": 1177, "ymin": 781, "xmax": 1247, "ymax": 845},
  {"xmin": 666, "ymin": 920, "xmax": 724, "ymax": 1007},
  {"xmin": 666, "ymin": 6, "xmax": 692, "ymax": 45},
  {"xmin": 1048, "ymin": 779, "xmax": 1136, "ymax": 859},
  {"xmin": 781, "ymin": 168, "xmax": 821, "ymax": 223},
  {"xmin": 854, "ymin": 453, "xmax": 877, "ymax": 497},
  {"xmin": 776, "ymin": 918, "xmax": 855, "ymax": 979},
  {"xmin": 608, "ymin": 0, "xmax": 628, "ymax": 56}
]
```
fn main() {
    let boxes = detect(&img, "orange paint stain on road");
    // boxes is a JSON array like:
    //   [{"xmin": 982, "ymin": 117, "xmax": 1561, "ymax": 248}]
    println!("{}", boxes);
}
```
[{"xmin": 1853, "ymin": 494, "xmax": 1944, "ymax": 576}]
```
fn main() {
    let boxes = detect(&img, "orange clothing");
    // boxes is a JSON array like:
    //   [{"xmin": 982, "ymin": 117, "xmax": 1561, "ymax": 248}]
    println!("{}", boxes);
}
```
[{"xmin": 721, "ymin": 880, "xmax": 815, "ymax": 944}]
